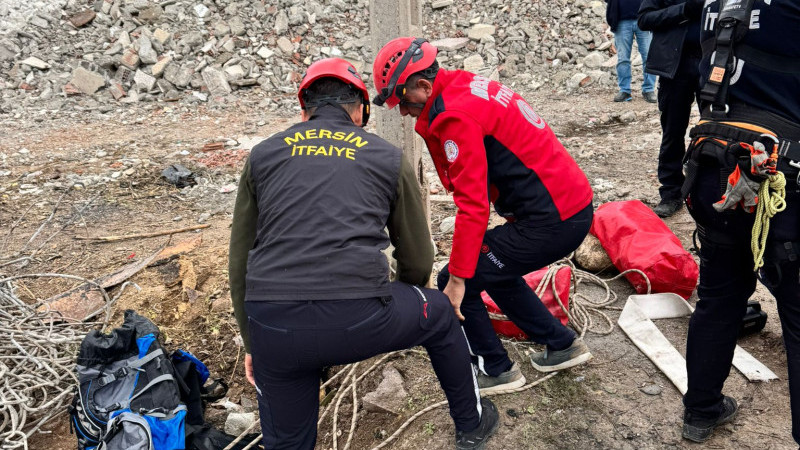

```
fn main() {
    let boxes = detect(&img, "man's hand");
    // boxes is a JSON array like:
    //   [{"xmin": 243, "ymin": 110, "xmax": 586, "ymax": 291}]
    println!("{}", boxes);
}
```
[
  {"xmin": 443, "ymin": 275, "xmax": 466, "ymax": 321},
  {"xmin": 244, "ymin": 353, "xmax": 255, "ymax": 386}
]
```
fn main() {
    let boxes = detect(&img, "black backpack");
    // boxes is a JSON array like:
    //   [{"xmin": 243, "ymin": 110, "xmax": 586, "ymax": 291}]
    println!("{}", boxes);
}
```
[{"xmin": 69, "ymin": 310, "xmax": 187, "ymax": 450}]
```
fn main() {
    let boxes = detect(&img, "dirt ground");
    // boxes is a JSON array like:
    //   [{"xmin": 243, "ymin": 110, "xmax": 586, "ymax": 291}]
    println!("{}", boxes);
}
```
[{"xmin": 2, "ymin": 82, "xmax": 796, "ymax": 450}]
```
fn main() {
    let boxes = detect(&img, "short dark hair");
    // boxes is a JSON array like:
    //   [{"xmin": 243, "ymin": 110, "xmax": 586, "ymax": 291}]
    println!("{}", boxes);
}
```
[
  {"xmin": 302, "ymin": 78, "xmax": 362, "ymax": 116},
  {"xmin": 404, "ymin": 59, "xmax": 440, "ymax": 89}
]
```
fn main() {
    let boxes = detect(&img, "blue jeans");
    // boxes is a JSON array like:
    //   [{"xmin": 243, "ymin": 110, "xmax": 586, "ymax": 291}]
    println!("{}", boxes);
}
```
[{"xmin": 614, "ymin": 19, "xmax": 655, "ymax": 94}]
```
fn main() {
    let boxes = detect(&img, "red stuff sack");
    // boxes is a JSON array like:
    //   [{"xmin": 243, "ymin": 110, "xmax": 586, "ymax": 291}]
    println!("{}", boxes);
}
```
[
  {"xmin": 590, "ymin": 200, "xmax": 698, "ymax": 299},
  {"xmin": 481, "ymin": 266, "xmax": 571, "ymax": 340}
]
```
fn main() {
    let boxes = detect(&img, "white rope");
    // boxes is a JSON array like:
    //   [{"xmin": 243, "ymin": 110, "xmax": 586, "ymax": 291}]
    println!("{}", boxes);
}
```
[{"xmin": 487, "ymin": 258, "xmax": 651, "ymax": 337}]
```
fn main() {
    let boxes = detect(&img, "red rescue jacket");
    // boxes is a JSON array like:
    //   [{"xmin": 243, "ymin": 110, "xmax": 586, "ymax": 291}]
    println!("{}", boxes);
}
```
[{"xmin": 415, "ymin": 69, "xmax": 593, "ymax": 278}]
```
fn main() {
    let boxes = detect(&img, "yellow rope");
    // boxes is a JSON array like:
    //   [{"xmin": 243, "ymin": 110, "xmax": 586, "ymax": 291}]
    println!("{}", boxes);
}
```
[{"xmin": 751, "ymin": 171, "xmax": 787, "ymax": 271}]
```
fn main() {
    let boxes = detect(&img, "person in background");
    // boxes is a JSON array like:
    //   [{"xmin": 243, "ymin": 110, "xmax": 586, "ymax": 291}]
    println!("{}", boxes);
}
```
[
  {"xmin": 638, "ymin": 0, "xmax": 705, "ymax": 217},
  {"xmin": 606, "ymin": 0, "xmax": 658, "ymax": 103}
]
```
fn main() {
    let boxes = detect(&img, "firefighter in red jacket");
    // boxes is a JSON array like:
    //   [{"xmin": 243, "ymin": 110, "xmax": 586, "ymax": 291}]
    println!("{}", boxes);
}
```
[{"xmin": 372, "ymin": 37, "xmax": 595, "ymax": 391}]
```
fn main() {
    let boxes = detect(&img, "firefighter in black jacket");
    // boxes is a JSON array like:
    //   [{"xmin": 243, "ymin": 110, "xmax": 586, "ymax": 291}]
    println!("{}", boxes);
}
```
[
  {"xmin": 680, "ymin": 0, "xmax": 800, "ymax": 444},
  {"xmin": 638, "ymin": 0, "xmax": 704, "ymax": 217},
  {"xmin": 228, "ymin": 58, "xmax": 498, "ymax": 450}
]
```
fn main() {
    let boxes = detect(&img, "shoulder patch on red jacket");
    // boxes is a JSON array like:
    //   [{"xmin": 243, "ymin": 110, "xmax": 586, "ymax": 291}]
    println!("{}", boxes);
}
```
[{"xmin": 444, "ymin": 140, "xmax": 459, "ymax": 162}]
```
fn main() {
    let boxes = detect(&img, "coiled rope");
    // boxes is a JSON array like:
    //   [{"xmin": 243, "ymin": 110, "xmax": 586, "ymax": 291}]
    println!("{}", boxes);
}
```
[
  {"xmin": 751, "ymin": 172, "xmax": 787, "ymax": 271},
  {"xmin": 488, "ymin": 258, "xmax": 651, "ymax": 337}
]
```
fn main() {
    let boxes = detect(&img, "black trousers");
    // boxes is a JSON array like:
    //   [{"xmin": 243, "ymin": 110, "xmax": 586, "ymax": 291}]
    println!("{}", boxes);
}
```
[
  {"xmin": 245, "ymin": 282, "xmax": 481, "ymax": 450},
  {"xmin": 437, "ymin": 204, "xmax": 593, "ymax": 377},
  {"xmin": 685, "ymin": 146, "xmax": 800, "ymax": 443},
  {"xmin": 656, "ymin": 56, "xmax": 701, "ymax": 202}
]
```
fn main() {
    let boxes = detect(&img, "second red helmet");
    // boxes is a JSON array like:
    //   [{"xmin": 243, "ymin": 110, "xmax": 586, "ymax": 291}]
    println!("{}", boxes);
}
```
[{"xmin": 372, "ymin": 37, "xmax": 438, "ymax": 109}]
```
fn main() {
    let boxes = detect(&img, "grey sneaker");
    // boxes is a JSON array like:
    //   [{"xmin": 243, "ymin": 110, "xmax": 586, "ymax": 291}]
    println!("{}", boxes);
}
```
[
  {"xmin": 476, "ymin": 362, "xmax": 526, "ymax": 393},
  {"xmin": 682, "ymin": 396, "xmax": 738, "ymax": 443},
  {"xmin": 643, "ymin": 91, "xmax": 658, "ymax": 103},
  {"xmin": 530, "ymin": 338, "xmax": 593, "ymax": 372},
  {"xmin": 613, "ymin": 91, "xmax": 632, "ymax": 102},
  {"xmin": 456, "ymin": 398, "xmax": 499, "ymax": 450}
]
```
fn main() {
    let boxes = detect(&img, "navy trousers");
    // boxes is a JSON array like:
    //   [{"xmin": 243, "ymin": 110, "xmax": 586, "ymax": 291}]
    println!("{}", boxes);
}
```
[
  {"xmin": 437, "ymin": 204, "xmax": 593, "ymax": 377},
  {"xmin": 245, "ymin": 282, "xmax": 481, "ymax": 450},
  {"xmin": 656, "ymin": 55, "xmax": 701, "ymax": 202},
  {"xmin": 685, "ymin": 150, "xmax": 800, "ymax": 443}
]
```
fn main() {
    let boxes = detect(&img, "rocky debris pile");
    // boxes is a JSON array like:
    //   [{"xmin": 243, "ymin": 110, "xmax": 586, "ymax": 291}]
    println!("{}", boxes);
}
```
[
  {"xmin": 0, "ymin": 0, "xmax": 622, "ymax": 114},
  {"xmin": 425, "ymin": 0, "xmax": 620, "ymax": 91}
]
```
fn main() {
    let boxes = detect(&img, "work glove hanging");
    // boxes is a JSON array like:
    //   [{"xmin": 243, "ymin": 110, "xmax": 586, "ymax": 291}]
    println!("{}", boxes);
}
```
[
  {"xmin": 713, "ymin": 141, "xmax": 778, "ymax": 213},
  {"xmin": 713, "ymin": 164, "xmax": 761, "ymax": 213}
]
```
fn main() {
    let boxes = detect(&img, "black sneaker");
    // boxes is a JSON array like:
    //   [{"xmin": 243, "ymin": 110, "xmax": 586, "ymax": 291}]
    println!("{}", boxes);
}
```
[
  {"xmin": 613, "ymin": 91, "xmax": 632, "ymax": 102},
  {"xmin": 456, "ymin": 398, "xmax": 499, "ymax": 450},
  {"xmin": 642, "ymin": 91, "xmax": 657, "ymax": 103},
  {"xmin": 530, "ymin": 338, "xmax": 592, "ymax": 373},
  {"xmin": 682, "ymin": 396, "xmax": 738, "ymax": 443},
  {"xmin": 654, "ymin": 198, "xmax": 683, "ymax": 218},
  {"xmin": 476, "ymin": 362, "xmax": 526, "ymax": 393}
]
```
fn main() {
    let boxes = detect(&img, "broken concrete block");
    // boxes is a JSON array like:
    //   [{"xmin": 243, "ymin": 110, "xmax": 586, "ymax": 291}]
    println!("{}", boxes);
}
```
[
  {"xmin": 468, "ymin": 24, "xmax": 496, "ymax": 41},
  {"xmin": 583, "ymin": 51, "xmax": 606, "ymax": 69},
  {"xmin": 202, "ymin": 66, "xmax": 232, "ymax": 97},
  {"xmin": 432, "ymin": 0, "xmax": 454, "ymax": 8},
  {"xmin": 276, "ymin": 37, "xmax": 293, "ymax": 54},
  {"xmin": 114, "ymin": 66, "xmax": 134, "ymax": 87},
  {"xmin": 224, "ymin": 65, "xmax": 245, "ymax": 81},
  {"xmin": 257, "ymin": 47, "xmax": 274, "ymax": 60},
  {"xmin": 229, "ymin": 17, "xmax": 246, "ymax": 36},
  {"xmin": 224, "ymin": 412, "xmax": 255, "ymax": 437},
  {"xmin": 120, "ymin": 49, "xmax": 140, "ymax": 70},
  {"xmin": 362, "ymin": 366, "xmax": 407, "ymax": 415},
  {"xmin": 108, "ymin": 82, "xmax": 126, "ymax": 100},
  {"xmin": 69, "ymin": 67, "xmax": 105, "ymax": 94},
  {"xmin": 118, "ymin": 30, "xmax": 132, "ymax": 48},
  {"xmin": 69, "ymin": 10, "xmax": 96, "ymax": 27},
  {"xmin": 20, "ymin": 57, "xmax": 49, "ymax": 70},
  {"xmin": 463, "ymin": 54, "xmax": 484, "ymax": 72},
  {"xmin": 164, "ymin": 64, "xmax": 194, "ymax": 88},
  {"xmin": 153, "ymin": 28, "xmax": 171, "ymax": 45},
  {"xmin": 138, "ymin": 5, "xmax": 163, "ymax": 23},
  {"xmin": 194, "ymin": 4, "xmax": 210, "ymax": 18},
  {"xmin": 430, "ymin": 37, "xmax": 469, "ymax": 52},
  {"xmin": 137, "ymin": 37, "xmax": 158, "ymax": 65},
  {"xmin": 134, "ymin": 69, "xmax": 156, "ymax": 91},
  {"xmin": 151, "ymin": 56, "xmax": 172, "ymax": 78},
  {"xmin": 213, "ymin": 22, "xmax": 231, "ymax": 37},
  {"xmin": 140, "ymin": 47, "xmax": 158, "ymax": 66}
]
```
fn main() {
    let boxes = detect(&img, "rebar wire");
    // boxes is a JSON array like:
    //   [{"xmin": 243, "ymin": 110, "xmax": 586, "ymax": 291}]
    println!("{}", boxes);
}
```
[{"xmin": 0, "ymin": 278, "xmax": 99, "ymax": 450}]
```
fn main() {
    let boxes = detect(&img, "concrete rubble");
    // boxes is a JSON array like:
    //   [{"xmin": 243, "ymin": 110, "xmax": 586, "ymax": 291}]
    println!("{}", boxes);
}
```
[{"xmin": 0, "ymin": 0, "xmax": 620, "ymax": 114}]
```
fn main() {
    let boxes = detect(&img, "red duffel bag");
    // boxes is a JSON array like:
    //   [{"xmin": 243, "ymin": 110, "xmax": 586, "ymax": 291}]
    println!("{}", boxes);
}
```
[
  {"xmin": 590, "ymin": 200, "xmax": 698, "ymax": 299},
  {"xmin": 481, "ymin": 266, "xmax": 571, "ymax": 340}
]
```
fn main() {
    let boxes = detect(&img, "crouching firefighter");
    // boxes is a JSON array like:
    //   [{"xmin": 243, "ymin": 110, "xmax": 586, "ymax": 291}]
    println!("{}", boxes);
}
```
[
  {"xmin": 228, "ymin": 58, "xmax": 499, "ymax": 450},
  {"xmin": 679, "ymin": 0, "xmax": 800, "ymax": 444}
]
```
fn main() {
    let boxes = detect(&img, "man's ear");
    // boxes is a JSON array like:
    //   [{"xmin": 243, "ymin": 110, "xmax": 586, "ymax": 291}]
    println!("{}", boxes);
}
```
[{"xmin": 417, "ymin": 78, "xmax": 434, "ymax": 95}]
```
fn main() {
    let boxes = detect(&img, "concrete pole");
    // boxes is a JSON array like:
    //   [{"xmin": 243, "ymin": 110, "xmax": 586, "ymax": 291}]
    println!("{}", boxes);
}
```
[{"xmin": 369, "ymin": 0, "xmax": 429, "ymax": 219}]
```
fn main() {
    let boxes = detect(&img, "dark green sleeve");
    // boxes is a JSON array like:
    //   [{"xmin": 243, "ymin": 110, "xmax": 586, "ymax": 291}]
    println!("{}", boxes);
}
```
[
  {"xmin": 387, "ymin": 155, "xmax": 434, "ymax": 286},
  {"xmin": 228, "ymin": 157, "xmax": 257, "ymax": 353}
]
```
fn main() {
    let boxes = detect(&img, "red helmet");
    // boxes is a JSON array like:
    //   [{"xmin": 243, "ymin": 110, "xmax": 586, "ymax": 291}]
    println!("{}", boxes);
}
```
[
  {"xmin": 298, "ymin": 58, "xmax": 370, "ymax": 126},
  {"xmin": 372, "ymin": 37, "xmax": 438, "ymax": 109}
]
